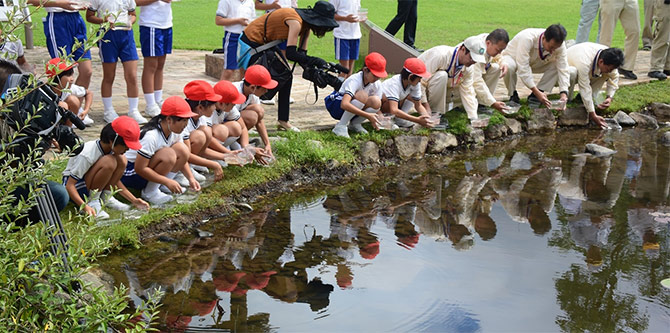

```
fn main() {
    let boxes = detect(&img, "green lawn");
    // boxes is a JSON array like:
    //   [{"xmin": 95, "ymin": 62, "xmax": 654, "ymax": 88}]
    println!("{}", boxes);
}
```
[{"xmin": 18, "ymin": 0, "xmax": 639, "ymax": 61}]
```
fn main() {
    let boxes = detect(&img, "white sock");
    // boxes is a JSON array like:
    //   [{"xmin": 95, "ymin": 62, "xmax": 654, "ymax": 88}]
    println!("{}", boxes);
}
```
[
  {"xmin": 78, "ymin": 107, "xmax": 85, "ymax": 116},
  {"xmin": 337, "ymin": 111, "xmax": 356, "ymax": 127},
  {"xmin": 144, "ymin": 93, "xmax": 156, "ymax": 106},
  {"xmin": 102, "ymin": 97, "xmax": 114, "ymax": 111},
  {"xmin": 128, "ymin": 97, "xmax": 139, "ymax": 111},
  {"xmin": 145, "ymin": 181, "xmax": 160, "ymax": 194},
  {"xmin": 166, "ymin": 172, "xmax": 177, "ymax": 179},
  {"xmin": 154, "ymin": 90, "xmax": 163, "ymax": 103}
]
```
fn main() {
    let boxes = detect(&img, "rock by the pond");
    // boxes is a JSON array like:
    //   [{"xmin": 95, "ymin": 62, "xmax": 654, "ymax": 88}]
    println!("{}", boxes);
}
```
[
  {"xmin": 614, "ymin": 111, "xmax": 636, "ymax": 126},
  {"xmin": 660, "ymin": 132, "xmax": 670, "ymax": 146},
  {"xmin": 307, "ymin": 140, "xmax": 323, "ymax": 149},
  {"xmin": 193, "ymin": 228, "xmax": 213, "ymax": 238},
  {"xmin": 558, "ymin": 106, "xmax": 589, "ymax": 126},
  {"xmin": 649, "ymin": 102, "xmax": 670, "ymax": 121},
  {"xmin": 510, "ymin": 152, "xmax": 532, "ymax": 170},
  {"xmin": 249, "ymin": 137, "xmax": 265, "ymax": 148},
  {"xmin": 360, "ymin": 141, "xmax": 380, "ymax": 163},
  {"xmin": 394, "ymin": 135, "xmax": 429, "ymax": 159},
  {"xmin": 466, "ymin": 128, "xmax": 486, "ymax": 144},
  {"xmin": 604, "ymin": 118, "xmax": 622, "ymax": 131},
  {"xmin": 427, "ymin": 132, "xmax": 458, "ymax": 153},
  {"xmin": 268, "ymin": 136, "xmax": 288, "ymax": 143},
  {"xmin": 585, "ymin": 143, "xmax": 617, "ymax": 157},
  {"xmin": 505, "ymin": 118, "xmax": 523, "ymax": 134},
  {"xmin": 527, "ymin": 109, "xmax": 556, "ymax": 133},
  {"xmin": 233, "ymin": 202, "xmax": 253, "ymax": 212},
  {"xmin": 629, "ymin": 112, "xmax": 659, "ymax": 129},
  {"xmin": 485, "ymin": 123, "xmax": 508, "ymax": 140}
]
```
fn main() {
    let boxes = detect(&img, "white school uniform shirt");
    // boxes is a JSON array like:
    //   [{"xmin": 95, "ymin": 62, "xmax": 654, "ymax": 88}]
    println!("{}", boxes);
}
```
[
  {"xmin": 382, "ymin": 74, "xmax": 422, "ymax": 103},
  {"xmin": 330, "ymin": 0, "xmax": 361, "ymax": 40},
  {"xmin": 228, "ymin": 80, "xmax": 260, "ymax": 116},
  {"xmin": 418, "ymin": 44, "xmax": 478, "ymax": 115},
  {"xmin": 125, "ymin": 124, "xmax": 183, "ymax": 163},
  {"xmin": 89, "ymin": 0, "xmax": 136, "ymax": 27},
  {"xmin": 338, "ymin": 71, "xmax": 383, "ymax": 98},
  {"xmin": 471, "ymin": 32, "xmax": 499, "ymax": 106},
  {"xmin": 181, "ymin": 116, "xmax": 210, "ymax": 141},
  {"xmin": 216, "ymin": 0, "xmax": 257, "ymax": 34},
  {"xmin": 62, "ymin": 140, "xmax": 108, "ymax": 181},
  {"xmin": 502, "ymin": 28, "xmax": 570, "ymax": 92},
  {"xmin": 0, "ymin": 39, "xmax": 24, "ymax": 65},
  {"xmin": 263, "ymin": 0, "xmax": 295, "ymax": 13},
  {"xmin": 567, "ymin": 42, "xmax": 619, "ymax": 114},
  {"xmin": 138, "ymin": 0, "xmax": 172, "ymax": 29}
]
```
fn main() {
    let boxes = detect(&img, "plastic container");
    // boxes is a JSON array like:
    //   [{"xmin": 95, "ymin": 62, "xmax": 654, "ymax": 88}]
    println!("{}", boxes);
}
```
[
  {"xmin": 377, "ymin": 115, "xmax": 395, "ymax": 130},
  {"xmin": 429, "ymin": 113, "xmax": 441, "ymax": 125},
  {"xmin": 550, "ymin": 99, "xmax": 566, "ymax": 110},
  {"xmin": 502, "ymin": 104, "xmax": 520, "ymax": 114},
  {"xmin": 357, "ymin": 8, "xmax": 368, "ymax": 21},
  {"xmin": 224, "ymin": 145, "xmax": 257, "ymax": 166}
]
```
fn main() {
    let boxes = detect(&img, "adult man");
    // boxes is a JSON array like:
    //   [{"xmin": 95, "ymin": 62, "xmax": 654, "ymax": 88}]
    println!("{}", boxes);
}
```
[
  {"xmin": 418, "ymin": 36, "xmax": 489, "ymax": 127},
  {"xmin": 502, "ymin": 24, "xmax": 570, "ymax": 109},
  {"xmin": 385, "ymin": 0, "xmax": 420, "ymax": 51},
  {"xmin": 567, "ymin": 43, "xmax": 624, "ymax": 128},
  {"xmin": 648, "ymin": 0, "xmax": 670, "ymax": 81},
  {"xmin": 599, "ymin": 0, "xmax": 640, "ymax": 80},
  {"xmin": 471, "ymin": 29, "xmax": 510, "ymax": 113},
  {"xmin": 575, "ymin": 0, "xmax": 601, "ymax": 44},
  {"xmin": 642, "ymin": 0, "xmax": 655, "ymax": 50}
]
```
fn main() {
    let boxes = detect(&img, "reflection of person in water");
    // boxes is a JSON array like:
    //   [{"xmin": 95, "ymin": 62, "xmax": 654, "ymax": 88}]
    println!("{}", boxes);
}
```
[
  {"xmin": 569, "ymin": 214, "xmax": 613, "ymax": 272},
  {"xmin": 628, "ymin": 206, "xmax": 669, "ymax": 259}
]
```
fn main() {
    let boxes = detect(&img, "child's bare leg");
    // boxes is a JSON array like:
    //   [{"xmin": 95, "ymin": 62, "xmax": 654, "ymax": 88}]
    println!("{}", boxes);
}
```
[
  {"xmin": 101, "ymin": 62, "xmax": 117, "ymax": 98},
  {"xmin": 189, "ymin": 129, "xmax": 208, "ymax": 156},
  {"xmin": 75, "ymin": 59, "xmax": 92, "ymax": 89},
  {"xmin": 148, "ymin": 147, "xmax": 177, "ymax": 176},
  {"xmin": 170, "ymin": 142, "xmax": 191, "ymax": 172},
  {"xmin": 106, "ymin": 154, "xmax": 128, "ymax": 189},
  {"xmin": 154, "ymin": 55, "xmax": 166, "ymax": 92},
  {"xmin": 142, "ymin": 57, "xmax": 158, "ymax": 95},
  {"xmin": 122, "ymin": 60, "xmax": 139, "ymax": 98},
  {"xmin": 84, "ymin": 155, "xmax": 118, "ymax": 191}
]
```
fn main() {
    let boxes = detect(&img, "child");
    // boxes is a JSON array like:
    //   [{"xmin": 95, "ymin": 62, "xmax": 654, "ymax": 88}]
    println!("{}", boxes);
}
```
[
  {"xmin": 45, "ymin": 58, "xmax": 94, "ymax": 126},
  {"xmin": 86, "ymin": 0, "xmax": 146, "ymax": 125},
  {"xmin": 136, "ymin": 0, "xmax": 173, "ymax": 118},
  {"xmin": 326, "ymin": 52, "xmax": 387, "ymax": 138},
  {"xmin": 62, "ymin": 116, "xmax": 148, "ymax": 219},
  {"xmin": 380, "ymin": 58, "xmax": 434, "ymax": 128},
  {"xmin": 330, "ymin": 0, "xmax": 362, "ymax": 78},
  {"xmin": 215, "ymin": 0, "xmax": 257, "ymax": 81},
  {"xmin": 0, "ymin": 28, "xmax": 35, "ymax": 74},
  {"xmin": 121, "ymin": 96, "xmax": 200, "ymax": 205}
]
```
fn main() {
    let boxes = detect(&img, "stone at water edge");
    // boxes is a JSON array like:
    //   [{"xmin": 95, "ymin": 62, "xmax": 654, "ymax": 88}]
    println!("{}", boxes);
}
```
[
  {"xmin": 558, "ymin": 106, "xmax": 589, "ymax": 126},
  {"xmin": 394, "ymin": 135, "xmax": 429, "ymax": 160},
  {"xmin": 614, "ymin": 111, "xmax": 636, "ymax": 126},
  {"xmin": 648, "ymin": 102, "xmax": 670, "ymax": 121},
  {"xmin": 526, "ymin": 108, "xmax": 556, "ymax": 133},
  {"xmin": 485, "ymin": 123, "xmax": 508, "ymax": 140},
  {"xmin": 661, "ymin": 278, "xmax": 670, "ymax": 289},
  {"xmin": 505, "ymin": 118, "xmax": 523, "ymax": 134},
  {"xmin": 629, "ymin": 112, "xmax": 659, "ymax": 129},
  {"xmin": 193, "ymin": 228, "xmax": 214, "ymax": 238},
  {"xmin": 585, "ymin": 143, "xmax": 617, "ymax": 157},
  {"xmin": 604, "ymin": 118, "xmax": 622, "ymax": 131},
  {"xmin": 466, "ymin": 128, "xmax": 485, "ymax": 144},
  {"xmin": 660, "ymin": 132, "xmax": 670, "ymax": 146},
  {"xmin": 427, "ymin": 132, "xmax": 458, "ymax": 153},
  {"xmin": 359, "ymin": 141, "xmax": 380, "ymax": 163}
]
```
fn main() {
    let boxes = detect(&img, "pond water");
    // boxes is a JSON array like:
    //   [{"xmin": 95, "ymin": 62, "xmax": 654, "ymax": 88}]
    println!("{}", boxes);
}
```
[{"xmin": 100, "ymin": 129, "xmax": 670, "ymax": 332}]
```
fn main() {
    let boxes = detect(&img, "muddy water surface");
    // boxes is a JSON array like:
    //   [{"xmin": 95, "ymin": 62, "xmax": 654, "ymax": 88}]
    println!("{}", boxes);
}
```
[{"xmin": 100, "ymin": 129, "xmax": 670, "ymax": 332}]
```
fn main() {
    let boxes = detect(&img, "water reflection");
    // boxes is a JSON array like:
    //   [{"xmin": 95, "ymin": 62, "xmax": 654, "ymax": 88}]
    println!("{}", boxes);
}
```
[{"xmin": 101, "ymin": 129, "xmax": 670, "ymax": 331}]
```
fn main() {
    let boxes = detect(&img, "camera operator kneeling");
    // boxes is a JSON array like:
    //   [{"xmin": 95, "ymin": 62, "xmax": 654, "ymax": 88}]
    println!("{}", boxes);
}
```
[{"xmin": 238, "ymin": 0, "xmax": 340, "ymax": 132}]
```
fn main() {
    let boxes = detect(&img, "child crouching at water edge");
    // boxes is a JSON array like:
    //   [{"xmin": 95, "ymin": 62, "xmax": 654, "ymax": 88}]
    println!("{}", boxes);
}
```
[
  {"xmin": 326, "ymin": 52, "xmax": 388, "ymax": 138},
  {"xmin": 121, "ymin": 96, "xmax": 199, "ymax": 206},
  {"xmin": 62, "ymin": 116, "xmax": 148, "ymax": 219},
  {"xmin": 381, "ymin": 58, "xmax": 434, "ymax": 129}
]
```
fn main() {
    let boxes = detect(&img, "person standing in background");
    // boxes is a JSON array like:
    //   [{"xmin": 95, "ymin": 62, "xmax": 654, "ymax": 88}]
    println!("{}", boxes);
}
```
[
  {"xmin": 599, "ymin": 0, "xmax": 640, "ymax": 80},
  {"xmin": 642, "ymin": 0, "xmax": 655, "ymax": 50},
  {"xmin": 385, "ymin": 0, "xmax": 421, "ymax": 52},
  {"xmin": 331, "ymin": 0, "xmax": 362, "ymax": 78},
  {"xmin": 647, "ymin": 0, "xmax": 670, "ymax": 80},
  {"xmin": 575, "ymin": 0, "xmax": 601, "ymax": 44}
]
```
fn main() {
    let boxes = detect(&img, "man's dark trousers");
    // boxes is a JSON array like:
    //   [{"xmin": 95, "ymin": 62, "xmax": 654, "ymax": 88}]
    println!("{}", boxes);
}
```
[{"xmin": 385, "ymin": 0, "xmax": 418, "ymax": 47}]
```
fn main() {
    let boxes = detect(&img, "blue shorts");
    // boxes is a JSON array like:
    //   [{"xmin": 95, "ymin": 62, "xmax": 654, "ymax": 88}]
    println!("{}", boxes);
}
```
[
  {"xmin": 43, "ymin": 12, "xmax": 92, "ymax": 60},
  {"xmin": 98, "ymin": 29, "xmax": 139, "ymax": 63},
  {"xmin": 62, "ymin": 176, "xmax": 90, "ymax": 202},
  {"xmin": 334, "ymin": 38, "xmax": 360, "ymax": 61},
  {"xmin": 120, "ymin": 161, "xmax": 148, "ymax": 190},
  {"xmin": 223, "ymin": 31, "xmax": 241, "ymax": 70},
  {"xmin": 325, "ymin": 91, "xmax": 345, "ymax": 120},
  {"xmin": 139, "ymin": 26, "xmax": 173, "ymax": 57}
]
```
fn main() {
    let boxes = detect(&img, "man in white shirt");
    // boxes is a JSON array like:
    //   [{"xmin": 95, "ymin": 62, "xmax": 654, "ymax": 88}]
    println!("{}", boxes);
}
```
[
  {"xmin": 502, "ymin": 24, "xmax": 570, "ymax": 109},
  {"xmin": 567, "ymin": 43, "xmax": 623, "ymax": 128}
]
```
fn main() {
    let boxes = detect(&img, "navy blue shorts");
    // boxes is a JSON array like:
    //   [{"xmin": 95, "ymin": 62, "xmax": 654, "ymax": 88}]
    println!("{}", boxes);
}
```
[
  {"xmin": 139, "ymin": 26, "xmax": 173, "ymax": 57},
  {"xmin": 334, "ymin": 38, "xmax": 360, "ymax": 61},
  {"xmin": 325, "ymin": 91, "xmax": 345, "ymax": 120},
  {"xmin": 98, "ymin": 29, "xmax": 139, "ymax": 63},
  {"xmin": 120, "ymin": 161, "xmax": 148, "ymax": 190},
  {"xmin": 222, "ymin": 31, "xmax": 241, "ymax": 70},
  {"xmin": 43, "ymin": 12, "xmax": 92, "ymax": 60},
  {"xmin": 62, "ymin": 176, "xmax": 90, "ymax": 202}
]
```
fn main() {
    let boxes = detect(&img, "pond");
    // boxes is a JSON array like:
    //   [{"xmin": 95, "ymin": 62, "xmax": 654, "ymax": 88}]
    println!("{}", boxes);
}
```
[{"xmin": 99, "ymin": 128, "xmax": 670, "ymax": 332}]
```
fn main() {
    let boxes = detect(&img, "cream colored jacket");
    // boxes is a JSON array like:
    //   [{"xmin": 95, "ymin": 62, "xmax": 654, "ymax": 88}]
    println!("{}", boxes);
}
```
[{"xmin": 567, "ymin": 42, "xmax": 619, "ymax": 113}]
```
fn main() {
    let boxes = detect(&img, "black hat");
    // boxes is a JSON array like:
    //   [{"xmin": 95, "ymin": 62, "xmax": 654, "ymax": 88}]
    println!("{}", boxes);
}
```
[{"xmin": 296, "ymin": 1, "xmax": 339, "ymax": 29}]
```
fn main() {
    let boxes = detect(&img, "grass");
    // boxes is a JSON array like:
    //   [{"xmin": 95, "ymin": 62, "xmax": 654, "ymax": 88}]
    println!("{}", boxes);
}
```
[{"xmin": 16, "ymin": 0, "xmax": 641, "ymax": 62}]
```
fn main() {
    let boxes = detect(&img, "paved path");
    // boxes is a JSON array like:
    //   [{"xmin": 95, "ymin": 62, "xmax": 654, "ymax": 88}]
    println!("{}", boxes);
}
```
[{"xmin": 23, "ymin": 46, "xmax": 656, "ymax": 142}]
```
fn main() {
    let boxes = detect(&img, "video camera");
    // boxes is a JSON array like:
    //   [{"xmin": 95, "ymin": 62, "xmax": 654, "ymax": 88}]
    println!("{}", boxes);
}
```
[
  {"xmin": 302, "ymin": 62, "xmax": 348, "ymax": 91},
  {"xmin": 1, "ymin": 73, "xmax": 85, "ymax": 159}
]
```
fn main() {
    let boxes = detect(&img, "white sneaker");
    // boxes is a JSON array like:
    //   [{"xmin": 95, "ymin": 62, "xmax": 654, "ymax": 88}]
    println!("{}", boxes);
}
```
[
  {"xmin": 191, "ymin": 164, "xmax": 209, "ymax": 174},
  {"xmin": 145, "ymin": 103, "xmax": 161, "ymax": 117},
  {"xmin": 103, "ymin": 194, "xmax": 130, "ymax": 211},
  {"xmin": 82, "ymin": 114, "xmax": 94, "ymax": 126},
  {"xmin": 173, "ymin": 173, "xmax": 190, "ymax": 187},
  {"xmin": 104, "ymin": 108, "xmax": 119, "ymax": 123},
  {"xmin": 156, "ymin": 99, "xmax": 164, "ymax": 108},
  {"xmin": 141, "ymin": 188, "xmax": 173, "ymax": 205},
  {"xmin": 160, "ymin": 184, "xmax": 186, "ymax": 194},
  {"xmin": 260, "ymin": 98, "xmax": 275, "ymax": 105},
  {"xmin": 348, "ymin": 122, "xmax": 368, "ymax": 134},
  {"xmin": 332, "ymin": 124, "xmax": 350, "ymax": 138},
  {"xmin": 190, "ymin": 167, "xmax": 206, "ymax": 182},
  {"xmin": 129, "ymin": 108, "xmax": 148, "ymax": 124},
  {"xmin": 88, "ymin": 199, "xmax": 110, "ymax": 219}
]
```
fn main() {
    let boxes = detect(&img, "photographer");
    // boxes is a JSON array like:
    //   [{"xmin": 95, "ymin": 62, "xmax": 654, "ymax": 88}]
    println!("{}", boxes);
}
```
[{"xmin": 237, "ymin": 0, "xmax": 339, "ymax": 132}]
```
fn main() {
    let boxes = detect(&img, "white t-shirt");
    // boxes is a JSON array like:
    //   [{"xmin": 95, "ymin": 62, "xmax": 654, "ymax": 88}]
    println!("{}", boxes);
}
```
[
  {"xmin": 0, "ymin": 39, "xmax": 24, "ymax": 65},
  {"xmin": 263, "ymin": 0, "xmax": 295, "ymax": 13},
  {"xmin": 382, "ymin": 74, "xmax": 422, "ymax": 103},
  {"xmin": 210, "ymin": 106, "xmax": 241, "ymax": 125},
  {"xmin": 62, "ymin": 140, "xmax": 107, "ymax": 180},
  {"xmin": 330, "ymin": 0, "xmax": 361, "ymax": 40},
  {"xmin": 89, "ymin": 0, "xmax": 135, "ymax": 28},
  {"xmin": 338, "ymin": 71, "xmax": 382, "ymax": 98},
  {"xmin": 181, "ymin": 116, "xmax": 209, "ymax": 141},
  {"xmin": 233, "ymin": 80, "xmax": 259, "ymax": 110},
  {"xmin": 216, "ymin": 0, "xmax": 257, "ymax": 34},
  {"xmin": 138, "ymin": 0, "xmax": 172, "ymax": 29},
  {"xmin": 126, "ymin": 123, "xmax": 183, "ymax": 162}
]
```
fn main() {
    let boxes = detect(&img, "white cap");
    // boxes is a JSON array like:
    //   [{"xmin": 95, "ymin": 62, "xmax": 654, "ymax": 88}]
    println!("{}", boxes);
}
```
[{"xmin": 463, "ymin": 36, "xmax": 487, "ymax": 64}]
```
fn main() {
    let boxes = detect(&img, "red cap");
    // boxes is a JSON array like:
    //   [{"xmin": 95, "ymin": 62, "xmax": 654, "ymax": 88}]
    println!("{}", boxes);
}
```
[
  {"xmin": 403, "ymin": 58, "xmax": 431, "ymax": 79},
  {"xmin": 183, "ymin": 80, "xmax": 222, "ymax": 102},
  {"xmin": 359, "ymin": 241, "xmax": 380, "ymax": 260},
  {"xmin": 245, "ymin": 65, "xmax": 278, "ymax": 89},
  {"xmin": 245, "ymin": 271, "xmax": 277, "ymax": 290},
  {"xmin": 160, "ymin": 96, "xmax": 199, "ymax": 118},
  {"xmin": 365, "ymin": 52, "xmax": 388, "ymax": 78},
  {"xmin": 213, "ymin": 80, "xmax": 246, "ymax": 104},
  {"xmin": 398, "ymin": 234, "xmax": 419, "ymax": 249},
  {"xmin": 213, "ymin": 271, "xmax": 246, "ymax": 292},
  {"xmin": 45, "ymin": 57, "xmax": 77, "ymax": 78},
  {"xmin": 111, "ymin": 116, "xmax": 142, "ymax": 150}
]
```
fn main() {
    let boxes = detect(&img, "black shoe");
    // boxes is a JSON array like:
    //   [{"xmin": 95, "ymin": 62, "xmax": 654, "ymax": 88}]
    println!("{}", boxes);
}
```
[
  {"xmin": 648, "ymin": 71, "xmax": 668, "ymax": 81},
  {"xmin": 509, "ymin": 90, "xmax": 520, "ymax": 104},
  {"xmin": 619, "ymin": 69, "xmax": 638, "ymax": 80},
  {"xmin": 573, "ymin": 93, "xmax": 583, "ymax": 104},
  {"xmin": 663, "ymin": 70, "xmax": 670, "ymax": 76},
  {"xmin": 477, "ymin": 104, "xmax": 493, "ymax": 115},
  {"xmin": 409, "ymin": 45, "xmax": 424, "ymax": 52},
  {"xmin": 527, "ymin": 94, "xmax": 541, "ymax": 108}
]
